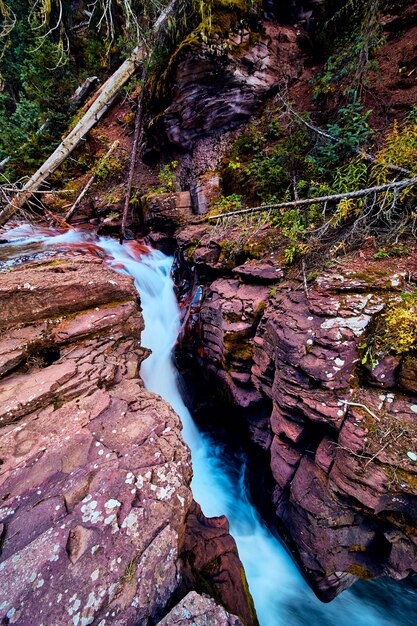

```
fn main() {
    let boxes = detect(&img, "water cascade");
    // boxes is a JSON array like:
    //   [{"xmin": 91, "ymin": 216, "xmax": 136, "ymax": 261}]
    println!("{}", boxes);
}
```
[{"xmin": 2, "ymin": 226, "xmax": 417, "ymax": 625}]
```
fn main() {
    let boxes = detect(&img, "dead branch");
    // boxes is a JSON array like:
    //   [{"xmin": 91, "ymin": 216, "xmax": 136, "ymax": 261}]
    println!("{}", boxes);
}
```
[
  {"xmin": 65, "ymin": 140, "xmax": 119, "ymax": 223},
  {"xmin": 207, "ymin": 176, "xmax": 417, "ymax": 221},
  {"xmin": 275, "ymin": 93, "xmax": 414, "ymax": 177},
  {"xmin": 364, "ymin": 431, "xmax": 404, "ymax": 469},
  {"xmin": 120, "ymin": 71, "xmax": 146, "ymax": 243},
  {"xmin": 42, "ymin": 206, "xmax": 73, "ymax": 230},
  {"xmin": 339, "ymin": 399, "xmax": 380, "ymax": 422}
]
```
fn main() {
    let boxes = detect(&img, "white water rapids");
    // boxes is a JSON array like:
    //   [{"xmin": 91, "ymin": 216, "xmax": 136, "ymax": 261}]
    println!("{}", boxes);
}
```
[{"xmin": 2, "ymin": 225, "xmax": 417, "ymax": 625}]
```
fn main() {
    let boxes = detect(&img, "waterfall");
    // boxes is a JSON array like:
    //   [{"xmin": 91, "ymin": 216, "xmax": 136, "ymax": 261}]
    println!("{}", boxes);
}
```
[{"xmin": 2, "ymin": 226, "xmax": 416, "ymax": 625}]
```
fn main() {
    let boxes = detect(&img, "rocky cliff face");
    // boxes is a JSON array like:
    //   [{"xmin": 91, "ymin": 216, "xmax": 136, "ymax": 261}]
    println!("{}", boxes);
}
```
[
  {"xmin": 145, "ymin": 20, "xmax": 308, "ymax": 161},
  {"xmin": 0, "ymin": 250, "xmax": 254, "ymax": 625},
  {"xmin": 4, "ymin": 0, "xmax": 416, "ymax": 616},
  {"xmin": 175, "ymin": 236, "xmax": 417, "ymax": 600}
]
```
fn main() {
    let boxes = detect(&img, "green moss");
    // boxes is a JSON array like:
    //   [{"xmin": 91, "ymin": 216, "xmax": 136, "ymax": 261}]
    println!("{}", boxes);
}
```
[
  {"xmin": 395, "ymin": 468, "xmax": 417, "ymax": 491},
  {"xmin": 121, "ymin": 557, "xmax": 138, "ymax": 584},
  {"xmin": 224, "ymin": 338, "xmax": 253, "ymax": 363},
  {"xmin": 239, "ymin": 565, "xmax": 259, "ymax": 626},
  {"xmin": 364, "ymin": 294, "xmax": 417, "ymax": 360},
  {"xmin": 93, "ymin": 153, "xmax": 126, "ymax": 182},
  {"xmin": 219, "ymin": 239, "xmax": 246, "ymax": 268},
  {"xmin": 347, "ymin": 564, "xmax": 372, "ymax": 579}
]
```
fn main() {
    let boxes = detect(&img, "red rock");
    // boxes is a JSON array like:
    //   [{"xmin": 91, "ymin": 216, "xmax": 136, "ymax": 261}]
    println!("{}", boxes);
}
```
[
  {"xmin": 0, "ymin": 253, "xmax": 256, "ymax": 626},
  {"xmin": 270, "ymin": 435, "xmax": 302, "ymax": 489},
  {"xmin": 363, "ymin": 355, "xmax": 400, "ymax": 388},
  {"xmin": 179, "ymin": 501, "xmax": 257, "ymax": 626},
  {"xmin": 315, "ymin": 437, "xmax": 336, "ymax": 474},
  {"xmin": 270, "ymin": 404, "xmax": 305, "ymax": 444},
  {"xmin": 0, "ymin": 258, "xmax": 136, "ymax": 328},
  {"xmin": 399, "ymin": 354, "xmax": 417, "ymax": 393},
  {"xmin": 234, "ymin": 260, "xmax": 284, "ymax": 283}
]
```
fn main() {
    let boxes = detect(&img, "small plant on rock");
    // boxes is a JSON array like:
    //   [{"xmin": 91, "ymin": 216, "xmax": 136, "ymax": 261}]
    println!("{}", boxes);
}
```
[{"xmin": 152, "ymin": 160, "xmax": 179, "ymax": 194}]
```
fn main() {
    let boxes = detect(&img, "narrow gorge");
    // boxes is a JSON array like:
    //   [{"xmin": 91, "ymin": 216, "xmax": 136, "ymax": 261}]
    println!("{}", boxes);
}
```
[{"xmin": 0, "ymin": 1, "xmax": 417, "ymax": 624}]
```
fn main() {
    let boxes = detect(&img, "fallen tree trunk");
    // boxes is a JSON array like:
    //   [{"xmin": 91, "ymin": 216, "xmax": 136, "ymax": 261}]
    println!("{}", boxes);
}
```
[
  {"xmin": 206, "ymin": 176, "xmax": 417, "ymax": 220},
  {"xmin": 0, "ymin": 49, "xmax": 144, "ymax": 228},
  {"xmin": 0, "ymin": 0, "xmax": 177, "ymax": 228}
]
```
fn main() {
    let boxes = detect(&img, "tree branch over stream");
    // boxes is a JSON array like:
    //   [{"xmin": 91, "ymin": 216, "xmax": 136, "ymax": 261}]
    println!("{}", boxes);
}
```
[{"xmin": 206, "ymin": 177, "xmax": 417, "ymax": 221}]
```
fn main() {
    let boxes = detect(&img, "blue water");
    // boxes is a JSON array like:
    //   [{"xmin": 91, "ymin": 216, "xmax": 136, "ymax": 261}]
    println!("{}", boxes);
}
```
[{"xmin": 3, "ymin": 225, "xmax": 417, "ymax": 625}]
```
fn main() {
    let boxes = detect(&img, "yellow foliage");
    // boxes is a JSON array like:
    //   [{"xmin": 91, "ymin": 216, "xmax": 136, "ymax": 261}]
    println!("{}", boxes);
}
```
[
  {"xmin": 372, "ymin": 297, "xmax": 417, "ymax": 356},
  {"xmin": 331, "ymin": 197, "xmax": 359, "ymax": 226},
  {"xmin": 373, "ymin": 120, "xmax": 417, "ymax": 184}
]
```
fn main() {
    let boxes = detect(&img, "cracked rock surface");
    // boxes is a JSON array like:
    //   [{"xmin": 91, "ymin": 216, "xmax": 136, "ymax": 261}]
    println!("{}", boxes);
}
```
[
  {"xmin": 0, "ymin": 257, "xmax": 194, "ymax": 626},
  {"xmin": 156, "ymin": 591, "xmax": 243, "ymax": 626}
]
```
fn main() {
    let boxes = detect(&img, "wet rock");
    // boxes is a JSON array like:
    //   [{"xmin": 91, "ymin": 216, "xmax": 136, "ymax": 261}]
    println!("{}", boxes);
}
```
[
  {"xmin": 157, "ymin": 591, "xmax": 243, "ymax": 626},
  {"xmin": 181, "ymin": 277, "xmax": 269, "ymax": 423},
  {"xmin": 180, "ymin": 501, "xmax": 257, "ymax": 626}
]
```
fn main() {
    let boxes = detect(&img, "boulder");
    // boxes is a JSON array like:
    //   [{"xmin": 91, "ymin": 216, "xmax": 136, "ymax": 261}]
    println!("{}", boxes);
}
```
[
  {"xmin": 180, "ymin": 501, "xmax": 257, "ymax": 626},
  {"xmin": 157, "ymin": 591, "xmax": 243, "ymax": 626}
]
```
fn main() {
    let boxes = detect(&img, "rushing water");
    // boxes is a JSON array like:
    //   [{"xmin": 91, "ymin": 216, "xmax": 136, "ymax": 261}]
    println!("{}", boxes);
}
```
[{"xmin": 2, "ymin": 225, "xmax": 417, "ymax": 625}]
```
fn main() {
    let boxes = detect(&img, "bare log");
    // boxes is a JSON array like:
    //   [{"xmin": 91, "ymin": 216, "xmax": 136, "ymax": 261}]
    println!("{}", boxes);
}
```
[
  {"xmin": 206, "ymin": 177, "xmax": 417, "ymax": 221},
  {"xmin": 65, "ymin": 140, "xmax": 119, "ymax": 223},
  {"xmin": 0, "ymin": 49, "xmax": 143, "ymax": 228}
]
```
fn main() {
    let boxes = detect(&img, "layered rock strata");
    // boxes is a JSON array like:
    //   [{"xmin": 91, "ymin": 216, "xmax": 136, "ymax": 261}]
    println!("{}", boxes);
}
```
[
  {"xmin": 146, "ymin": 22, "xmax": 309, "ymax": 154},
  {"xmin": 177, "ymin": 248, "xmax": 417, "ymax": 600}
]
